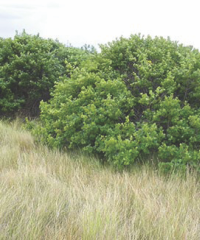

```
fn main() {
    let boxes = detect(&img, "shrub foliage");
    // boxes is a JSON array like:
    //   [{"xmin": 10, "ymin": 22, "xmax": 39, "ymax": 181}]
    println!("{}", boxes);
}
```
[
  {"xmin": 0, "ymin": 31, "xmax": 89, "ymax": 116},
  {"xmin": 36, "ymin": 35, "xmax": 200, "ymax": 171}
]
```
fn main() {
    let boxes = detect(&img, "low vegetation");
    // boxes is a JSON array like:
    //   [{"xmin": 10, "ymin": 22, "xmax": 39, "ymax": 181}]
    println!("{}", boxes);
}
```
[
  {"xmin": 1, "ymin": 32, "xmax": 200, "ymax": 172},
  {"xmin": 36, "ymin": 35, "xmax": 200, "ymax": 172},
  {"xmin": 0, "ymin": 121, "xmax": 199, "ymax": 239},
  {"xmin": 0, "ymin": 32, "xmax": 200, "ymax": 238},
  {"xmin": 0, "ymin": 31, "xmax": 93, "ymax": 116}
]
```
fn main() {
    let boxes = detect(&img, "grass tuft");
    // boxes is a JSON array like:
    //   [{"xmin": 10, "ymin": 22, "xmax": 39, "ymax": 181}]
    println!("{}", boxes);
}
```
[{"xmin": 0, "ymin": 120, "xmax": 199, "ymax": 239}]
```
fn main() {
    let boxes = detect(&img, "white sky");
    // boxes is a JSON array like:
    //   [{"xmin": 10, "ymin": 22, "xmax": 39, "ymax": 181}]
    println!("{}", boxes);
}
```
[{"xmin": 0, "ymin": 0, "xmax": 200, "ymax": 50}]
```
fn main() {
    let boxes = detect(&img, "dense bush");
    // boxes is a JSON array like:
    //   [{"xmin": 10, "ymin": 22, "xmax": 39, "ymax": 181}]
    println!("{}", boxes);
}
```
[
  {"xmin": 36, "ymin": 34, "xmax": 200, "ymax": 172},
  {"xmin": 0, "ymin": 31, "xmax": 90, "ymax": 116}
]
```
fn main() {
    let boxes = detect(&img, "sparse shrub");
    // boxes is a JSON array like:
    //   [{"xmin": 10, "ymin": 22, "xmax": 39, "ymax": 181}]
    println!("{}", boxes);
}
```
[{"xmin": 36, "ymin": 34, "xmax": 200, "ymax": 171}]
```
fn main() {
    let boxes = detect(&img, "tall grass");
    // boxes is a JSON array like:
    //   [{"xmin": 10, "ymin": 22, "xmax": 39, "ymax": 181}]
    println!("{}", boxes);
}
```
[{"xmin": 0, "ymin": 120, "xmax": 199, "ymax": 239}]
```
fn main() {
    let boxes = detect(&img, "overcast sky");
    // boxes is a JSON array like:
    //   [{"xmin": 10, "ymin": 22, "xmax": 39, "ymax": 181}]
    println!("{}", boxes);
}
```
[{"xmin": 0, "ymin": 0, "xmax": 200, "ymax": 50}]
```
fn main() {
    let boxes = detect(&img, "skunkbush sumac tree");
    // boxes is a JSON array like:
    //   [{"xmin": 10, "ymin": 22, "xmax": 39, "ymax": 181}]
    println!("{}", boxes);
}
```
[{"xmin": 36, "ymin": 34, "xmax": 200, "ymax": 172}]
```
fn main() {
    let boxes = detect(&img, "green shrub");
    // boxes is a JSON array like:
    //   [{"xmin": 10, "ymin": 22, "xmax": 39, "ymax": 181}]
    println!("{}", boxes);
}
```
[
  {"xmin": 0, "ymin": 31, "xmax": 90, "ymax": 116},
  {"xmin": 36, "ymin": 34, "xmax": 200, "ymax": 171}
]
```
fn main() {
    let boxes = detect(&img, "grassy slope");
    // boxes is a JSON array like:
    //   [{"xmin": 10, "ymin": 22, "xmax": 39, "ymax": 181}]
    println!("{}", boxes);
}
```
[{"xmin": 0, "ymin": 120, "xmax": 199, "ymax": 240}]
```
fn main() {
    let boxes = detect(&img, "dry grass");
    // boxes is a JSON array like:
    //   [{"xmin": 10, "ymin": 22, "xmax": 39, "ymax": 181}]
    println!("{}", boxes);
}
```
[{"xmin": 0, "ymin": 120, "xmax": 199, "ymax": 239}]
